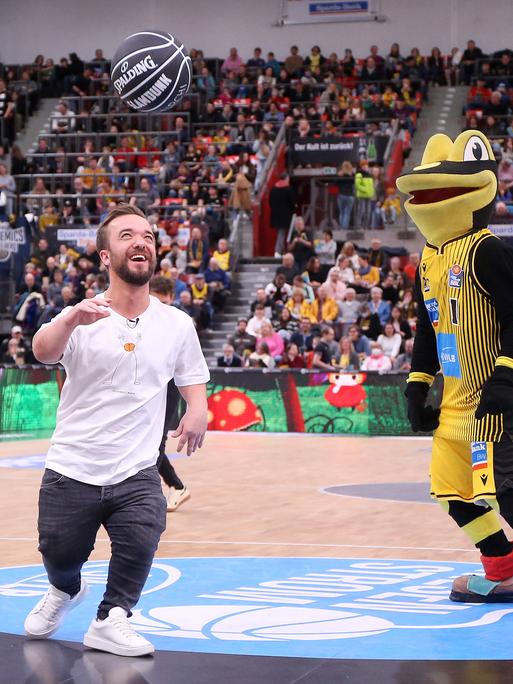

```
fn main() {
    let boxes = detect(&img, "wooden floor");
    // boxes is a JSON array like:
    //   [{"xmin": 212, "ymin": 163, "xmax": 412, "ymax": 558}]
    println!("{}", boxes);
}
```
[{"xmin": 0, "ymin": 432, "xmax": 484, "ymax": 568}]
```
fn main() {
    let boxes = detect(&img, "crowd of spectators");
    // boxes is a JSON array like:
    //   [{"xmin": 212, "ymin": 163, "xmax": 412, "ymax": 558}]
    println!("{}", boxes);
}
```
[
  {"xmin": 456, "ymin": 43, "xmax": 513, "ymax": 222},
  {"xmin": 218, "ymin": 229, "xmax": 417, "ymax": 373},
  {"xmin": 2, "ymin": 226, "xmax": 234, "ymax": 366}
]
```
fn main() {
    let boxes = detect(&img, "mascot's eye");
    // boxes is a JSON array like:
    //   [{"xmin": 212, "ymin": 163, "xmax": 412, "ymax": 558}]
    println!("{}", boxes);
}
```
[{"xmin": 464, "ymin": 136, "xmax": 489, "ymax": 161}]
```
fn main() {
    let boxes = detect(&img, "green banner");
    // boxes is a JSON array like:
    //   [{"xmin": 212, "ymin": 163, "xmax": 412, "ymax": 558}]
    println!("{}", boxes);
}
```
[{"xmin": 0, "ymin": 367, "xmax": 443, "ymax": 439}]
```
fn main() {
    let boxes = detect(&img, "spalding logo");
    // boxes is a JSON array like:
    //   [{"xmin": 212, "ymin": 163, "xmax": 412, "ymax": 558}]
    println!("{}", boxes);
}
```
[{"xmin": 113, "ymin": 55, "xmax": 158, "ymax": 94}]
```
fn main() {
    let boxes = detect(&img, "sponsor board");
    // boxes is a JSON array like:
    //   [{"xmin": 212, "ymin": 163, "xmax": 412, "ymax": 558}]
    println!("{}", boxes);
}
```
[{"xmin": 1, "ymin": 557, "xmax": 513, "ymax": 659}]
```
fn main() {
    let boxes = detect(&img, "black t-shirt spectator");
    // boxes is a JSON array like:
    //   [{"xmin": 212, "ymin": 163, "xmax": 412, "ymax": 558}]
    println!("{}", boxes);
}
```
[
  {"xmin": 314, "ymin": 340, "xmax": 332, "ymax": 364},
  {"xmin": 288, "ymin": 229, "xmax": 314, "ymax": 269}
]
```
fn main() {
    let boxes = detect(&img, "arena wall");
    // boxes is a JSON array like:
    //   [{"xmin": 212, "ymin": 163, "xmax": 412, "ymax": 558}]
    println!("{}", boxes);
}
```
[{"xmin": 1, "ymin": 0, "xmax": 511, "ymax": 64}]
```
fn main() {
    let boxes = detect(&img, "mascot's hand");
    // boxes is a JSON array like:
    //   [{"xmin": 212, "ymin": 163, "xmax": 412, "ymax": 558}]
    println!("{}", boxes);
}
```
[
  {"xmin": 476, "ymin": 366, "xmax": 513, "ymax": 420},
  {"xmin": 405, "ymin": 381, "xmax": 440, "ymax": 432}
]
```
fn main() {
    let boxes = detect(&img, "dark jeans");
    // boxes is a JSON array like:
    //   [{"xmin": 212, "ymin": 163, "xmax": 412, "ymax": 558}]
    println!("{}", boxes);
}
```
[
  {"xmin": 157, "ymin": 380, "xmax": 184, "ymax": 490},
  {"xmin": 38, "ymin": 466, "xmax": 167, "ymax": 619}
]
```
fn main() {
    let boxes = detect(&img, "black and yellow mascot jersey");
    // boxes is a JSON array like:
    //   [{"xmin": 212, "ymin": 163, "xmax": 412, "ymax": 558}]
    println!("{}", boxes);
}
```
[{"xmin": 397, "ymin": 130, "xmax": 513, "ymax": 602}]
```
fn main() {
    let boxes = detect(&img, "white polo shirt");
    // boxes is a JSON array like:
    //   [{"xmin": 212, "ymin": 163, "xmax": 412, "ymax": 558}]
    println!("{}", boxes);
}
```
[{"xmin": 45, "ymin": 296, "xmax": 210, "ymax": 485}]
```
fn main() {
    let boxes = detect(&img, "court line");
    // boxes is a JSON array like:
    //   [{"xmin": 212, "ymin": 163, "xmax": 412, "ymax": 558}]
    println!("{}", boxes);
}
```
[{"xmin": 0, "ymin": 536, "xmax": 475, "ymax": 552}]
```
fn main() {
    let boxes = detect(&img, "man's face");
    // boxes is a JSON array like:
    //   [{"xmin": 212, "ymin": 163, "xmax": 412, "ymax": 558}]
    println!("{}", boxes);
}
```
[
  {"xmin": 256, "ymin": 289, "xmax": 266, "ymax": 302},
  {"xmin": 300, "ymin": 319, "xmax": 311, "ymax": 333},
  {"xmin": 348, "ymin": 327, "xmax": 358, "ymax": 340},
  {"xmin": 101, "ymin": 215, "xmax": 157, "ymax": 286},
  {"xmin": 25, "ymin": 273, "xmax": 35, "ymax": 287},
  {"xmin": 283, "ymin": 254, "xmax": 294, "ymax": 268},
  {"xmin": 223, "ymin": 345, "xmax": 233, "ymax": 358},
  {"xmin": 237, "ymin": 320, "xmax": 247, "ymax": 332},
  {"xmin": 324, "ymin": 328, "xmax": 335, "ymax": 343},
  {"xmin": 276, "ymin": 274, "xmax": 286, "ymax": 288}
]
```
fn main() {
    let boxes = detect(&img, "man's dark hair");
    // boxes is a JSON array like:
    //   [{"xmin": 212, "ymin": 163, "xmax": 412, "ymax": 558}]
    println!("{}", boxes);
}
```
[
  {"xmin": 96, "ymin": 204, "xmax": 147, "ymax": 252},
  {"xmin": 149, "ymin": 276, "xmax": 173, "ymax": 297},
  {"xmin": 321, "ymin": 325, "xmax": 332, "ymax": 337}
]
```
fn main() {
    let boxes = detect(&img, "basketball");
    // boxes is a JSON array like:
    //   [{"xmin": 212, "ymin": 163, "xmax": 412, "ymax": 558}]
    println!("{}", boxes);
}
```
[{"xmin": 110, "ymin": 30, "xmax": 191, "ymax": 112}]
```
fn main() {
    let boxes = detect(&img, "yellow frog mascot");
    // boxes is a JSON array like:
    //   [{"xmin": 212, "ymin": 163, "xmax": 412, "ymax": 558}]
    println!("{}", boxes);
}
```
[{"xmin": 397, "ymin": 130, "xmax": 513, "ymax": 602}]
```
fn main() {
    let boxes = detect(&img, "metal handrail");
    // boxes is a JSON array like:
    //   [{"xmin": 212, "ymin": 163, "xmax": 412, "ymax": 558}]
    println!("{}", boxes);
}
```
[{"xmin": 256, "ymin": 120, "xmax": 287, "ymax": 203}]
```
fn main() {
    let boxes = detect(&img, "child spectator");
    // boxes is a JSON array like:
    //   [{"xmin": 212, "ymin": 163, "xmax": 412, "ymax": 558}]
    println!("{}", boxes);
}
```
[{"xmin": 361, "ymin": 342, "xmax": 392, "ymax": 373}]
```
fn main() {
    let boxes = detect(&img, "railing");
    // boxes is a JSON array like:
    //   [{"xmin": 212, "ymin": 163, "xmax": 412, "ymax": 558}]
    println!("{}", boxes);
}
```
[{"xmin": 35, "ymin": 129, "xmax": 191, "ymax": 153}]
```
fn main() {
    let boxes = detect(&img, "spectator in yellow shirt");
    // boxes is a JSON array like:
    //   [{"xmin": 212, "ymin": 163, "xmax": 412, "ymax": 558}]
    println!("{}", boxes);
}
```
[
  {"xmin": 311, "ymin": 289, "xmax": 338, "ymax": 324},
  {"xmin": 213, "ymin": 238, "xmax": 231, "ymax": 272},
  {"xmin": 380, "ymin": 188, "xmax": 402, "ymax": 224},
  {"xmin": 38, "ymin": 203, "xmax": 60, "ymax": 234},
  {"xmin": 354, "ymin": 253, "xmax": 380, "ymax": 290},
  {"xmin": 286, "ymin": 288, "xmax": 316, "ymax": 323}
]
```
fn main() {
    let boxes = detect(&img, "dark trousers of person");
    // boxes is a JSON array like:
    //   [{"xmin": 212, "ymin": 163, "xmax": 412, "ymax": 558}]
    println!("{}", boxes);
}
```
[
  {"xmin": 38, "ymin": 466, "xmax": 167, "ymax": 619},
  {"xmin": 157, "ymin": 379, "xmax": 185, "ymax": 490}
]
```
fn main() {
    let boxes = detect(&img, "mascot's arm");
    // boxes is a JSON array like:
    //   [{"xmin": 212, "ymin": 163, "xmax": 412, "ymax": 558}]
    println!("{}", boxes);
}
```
[
  {"xmin": 473, "ymin": 237, "xmax": 513, "ymax": 419},
  {"xmin": 404, "ymin": 269, "xmax": 441, "ymax": 432}
]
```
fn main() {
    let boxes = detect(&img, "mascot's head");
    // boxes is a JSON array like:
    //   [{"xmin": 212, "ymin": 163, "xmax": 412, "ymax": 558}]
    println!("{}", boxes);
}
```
[{"xmin": 396, "ymin": 130, "xmax": 497, "ymax": 247}]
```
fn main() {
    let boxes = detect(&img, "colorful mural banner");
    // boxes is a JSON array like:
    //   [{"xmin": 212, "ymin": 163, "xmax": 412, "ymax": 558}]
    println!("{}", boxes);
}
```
[{"xmin": 0, "ymin": 367, "xmax": 443, "ymax": 438}]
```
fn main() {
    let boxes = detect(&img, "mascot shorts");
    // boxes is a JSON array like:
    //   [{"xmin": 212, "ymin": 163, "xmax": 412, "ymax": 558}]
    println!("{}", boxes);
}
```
[{"xmin": 430, "ymin": 435, "xmax": 513, "ymax": 503}]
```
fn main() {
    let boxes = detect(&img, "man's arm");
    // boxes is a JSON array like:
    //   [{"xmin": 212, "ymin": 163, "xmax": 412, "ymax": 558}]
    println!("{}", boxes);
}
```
[
  {"xmin": 32, "ymin": 295, "xmax": 111, "ymax": 363},
  {"xmin": 312, "ymin": 352, "xmax": 334, "ymax": 371},
  {"xmin": 173, "ymin": 383, "xmax": 208, "ymax": 455}
]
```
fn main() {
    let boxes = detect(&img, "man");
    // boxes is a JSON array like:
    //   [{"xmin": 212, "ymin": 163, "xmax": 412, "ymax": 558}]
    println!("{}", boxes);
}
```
[
  {"xmin": 348, "ymin": 324, "xmax": 371, "ymax": 358},
  {"xmin": 149, "ymin": 276, "xmax": 191, "ymax": 512},
  {"xmin": 24, "ymin": 205, "xmax": 209, "ymax": 656},
  {"xmin": 250, "ymin": 287, "xmax": 274, "ymax": 320},
  {"xmin": 275, "ymin": 252, "xmax": 299, "ymax": 285},
  {"xmin": 287, "ymin": 216, "xmax": 314, "ymax": 271},
  {"xmin": 312, "ymin": 326, "xmax": 336, "ymax": 371},
  {"xmin": 291, "ymin": 317, "xmax": 315, "ymax": 355},
  {"xmin": 217, "ymin": 343, "xmax": 242, "ymax": 367},
  {"xmin": 285, "ymin": 45, "xmax": 304, "ymax": 76},
  {"xmin": 228, "ymin": 318, "xmax": 256, "ymax": 358},
  {"xmin": 269, "ymin": 174, "xmax": 295, "ymax": 257},
  {"xmin": 51, "ymin": 100, "xmax": 76, "ymax": 133},
  {"xmin": 0, "ymin": 80, "xmax": 15, "ymax": 144}
]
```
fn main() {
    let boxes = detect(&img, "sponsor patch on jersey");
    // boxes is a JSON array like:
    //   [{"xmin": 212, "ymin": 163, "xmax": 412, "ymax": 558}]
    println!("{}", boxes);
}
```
[
  {"xmin": 471, "ymin": 441, "xmax": 488, "ymax": 470},
  {"xmin": 448, "ymin": 264, "xmax": 464, "ymax": 288},
  {"xmin": 422, "ymin": 276, "xmax": 430, "ymax": 292},
  {"xmin": 424, "ymin": 298, "xmax": 439, "ymax": 327},
  {"xmin": 437, "ymin": 333, "xmax": 462, "ymax": 378}
]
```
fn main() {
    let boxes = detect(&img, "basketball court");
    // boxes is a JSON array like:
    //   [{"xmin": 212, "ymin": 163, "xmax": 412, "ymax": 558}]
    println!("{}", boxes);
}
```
[{"xmin": 2, "ymin": 432, "xmax": 512, "ymax": 682}]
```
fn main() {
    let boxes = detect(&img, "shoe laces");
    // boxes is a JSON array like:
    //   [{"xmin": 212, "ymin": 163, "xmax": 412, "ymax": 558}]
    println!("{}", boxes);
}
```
[
  {"xmin": 35, "ymin": 590, "xmax": 66, "ymax": 620},
  {"xmin": 110, "ymin": 614, "xmax": 139, "ymax": 640}
]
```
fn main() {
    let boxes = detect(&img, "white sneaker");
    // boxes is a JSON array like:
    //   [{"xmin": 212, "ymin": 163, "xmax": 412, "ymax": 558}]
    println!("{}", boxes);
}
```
[
  {"xmin": 83, "ymin": 606, "xmax": 155, "ymax": 657},
  {"xmin": 24, "ymin": 579, "xmax": 88, "ymax": 639},
  {"xmin": 167, "ymin": 486, "xmax": 191, "ymax": 512}
]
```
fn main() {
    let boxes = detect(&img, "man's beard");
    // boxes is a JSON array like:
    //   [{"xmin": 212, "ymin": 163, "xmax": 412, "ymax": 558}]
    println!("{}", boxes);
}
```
[{"xmin": 110, "ymin": 253, "xmax": 156, "ymax": 286}]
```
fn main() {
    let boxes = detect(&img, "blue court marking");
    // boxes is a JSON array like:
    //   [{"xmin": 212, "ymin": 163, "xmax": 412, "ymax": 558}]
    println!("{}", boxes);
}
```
[
  {"xmin": 1, "ymin": 557, "xmax": 513, "ymax": 660},
  {"xmin": 322, "ymin": 482, "xmax": 435, "ymax": 504}
]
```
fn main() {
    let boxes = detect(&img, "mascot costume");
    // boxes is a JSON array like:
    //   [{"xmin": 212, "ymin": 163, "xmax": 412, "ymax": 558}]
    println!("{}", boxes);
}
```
[{"xmin": 397, "ymin": 130, "xmax": 513, "ymax": 602}]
